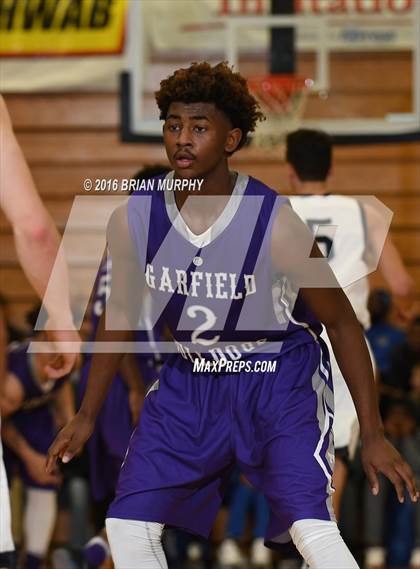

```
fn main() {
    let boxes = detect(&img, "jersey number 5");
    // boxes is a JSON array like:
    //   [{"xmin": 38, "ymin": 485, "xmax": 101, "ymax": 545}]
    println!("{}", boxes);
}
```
[{"xmin": 306, "ymin": 218, "xmax": 335, "ymax": 259}]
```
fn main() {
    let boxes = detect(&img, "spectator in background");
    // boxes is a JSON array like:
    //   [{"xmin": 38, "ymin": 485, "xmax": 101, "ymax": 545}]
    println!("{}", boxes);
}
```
[
  {"xmin": 218, "ymin": 470, "xmax": 271, "ymax": 568},
  {"xmin": 377, "ymin": 316, "xmax": 420, "ymax": 419},
  {"xmin": 0, "ymin": 296, "xmax": 27, "ymax": 345},
  {"xmin": 367, "ymin": 289, "xmax": 406, "ymax": 379},
  {"xmin": 0, "ymin": 307, "xmax": 75, "ymax": 569},
  {"xmin": 385, "ymin": 317, "xmax": 420, "ymax": 396},
  {"xmin": 364, "ymin": 399, "xmax": 420, "ymax": 569},
  {"xmin": 50, "ymin": 306, "xmax": 94, "ymax": 569},
  {"xmin": 410, "ymin": 365, "xmax": 420, "ymax": 422}
]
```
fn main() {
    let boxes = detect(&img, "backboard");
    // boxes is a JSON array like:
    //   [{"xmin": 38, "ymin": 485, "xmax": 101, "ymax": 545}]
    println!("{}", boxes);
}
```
[{"xmin": 121, "ymin": 0, "xmax": 420, "ymax": 144}]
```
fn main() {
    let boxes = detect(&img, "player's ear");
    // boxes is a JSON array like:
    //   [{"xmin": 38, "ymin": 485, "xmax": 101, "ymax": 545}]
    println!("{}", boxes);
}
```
[
  {"xmin": 285, "ymin": 163, "xmax": 294, "ymax": 177},
  {"xmin": 327, "ymin": 165, "xmax": 334, "ymax": 179},
  {"xmin": 285, "ymin": 163, "xmax": 300, "ymax": 192},
  {"xmin": 225, "ymin": 128, "xmax": 242, "ymax": 154}
]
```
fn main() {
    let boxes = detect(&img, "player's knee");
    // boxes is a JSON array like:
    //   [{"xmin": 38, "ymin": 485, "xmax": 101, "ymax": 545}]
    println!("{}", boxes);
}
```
[
  {"xmin": 106, "ymin": 519, "xmax": 167, "ymax": 568},
  {"xmin": 105, "ymin": 519, "xmax": 164, "ymax": 549},
  {"xmin": 290, "ymin": 519, "xmax": 338, "ymax": 550},
  {"xmin": 290, "ymin": 519, "xmax": 359, "ymax": 569}
]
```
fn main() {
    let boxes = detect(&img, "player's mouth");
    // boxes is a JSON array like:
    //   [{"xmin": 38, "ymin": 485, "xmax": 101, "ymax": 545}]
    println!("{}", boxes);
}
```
[{"xmin": 174, "ymin": 151, "xmax": 196, "ymax": 169}]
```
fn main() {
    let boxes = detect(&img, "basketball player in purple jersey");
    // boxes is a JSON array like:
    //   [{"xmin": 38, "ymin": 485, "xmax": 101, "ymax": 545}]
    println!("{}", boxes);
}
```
[
  {"xmin": 81, "ymin": 167, "xmax": 169, "ymax": 524},
  {"xmin": 80, "ymin": 166, "xmax": 169, "ymax": 569},
  {"xmin": 48, "ymin": 63, "xmax": 418, "ymax": 569}
]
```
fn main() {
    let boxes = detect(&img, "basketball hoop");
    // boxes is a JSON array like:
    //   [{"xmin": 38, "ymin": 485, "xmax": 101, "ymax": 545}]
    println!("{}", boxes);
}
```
[{"xmin": 247, "ymin": 75, "xmax": 311, "ymax": 149}]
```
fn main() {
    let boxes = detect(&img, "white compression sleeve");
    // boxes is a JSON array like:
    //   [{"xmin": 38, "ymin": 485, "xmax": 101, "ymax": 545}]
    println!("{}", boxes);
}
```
[
  {"xmin": 106, "ymin": 518, "xmax": 168, "ymax": 569},
  {"xmin": 290, "ymin": 519, "xmax": 359, "ymax": 569},
  {"xmin": 24, "ymin": 488, "xmax": 57, "ymax": 557}
]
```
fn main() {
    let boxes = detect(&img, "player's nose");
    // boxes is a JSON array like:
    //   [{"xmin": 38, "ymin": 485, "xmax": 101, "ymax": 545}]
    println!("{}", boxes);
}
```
[{"xmin": 176, "ymin": 126, "xmax": 193, "ymax": 147}]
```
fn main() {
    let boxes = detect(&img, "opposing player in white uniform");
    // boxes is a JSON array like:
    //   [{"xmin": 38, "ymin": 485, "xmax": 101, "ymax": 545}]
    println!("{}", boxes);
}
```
[
  {"xmin": 0, "ymin": 96, "xmax": 79, "ymax": 569},
  {"xmin": 287, "ymin": 129, "xmax": 415, "ymax": 519}
]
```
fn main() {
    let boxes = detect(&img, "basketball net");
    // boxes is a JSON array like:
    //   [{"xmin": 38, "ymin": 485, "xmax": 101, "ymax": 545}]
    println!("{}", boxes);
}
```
[{"xmin": 248, "ymin": 75, "xmax": 310, "ymax": 149}]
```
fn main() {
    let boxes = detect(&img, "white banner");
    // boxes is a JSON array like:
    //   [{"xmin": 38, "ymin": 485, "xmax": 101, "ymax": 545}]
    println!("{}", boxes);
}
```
[{"xmin": 145, "ymin": 0, "xmax": 416, "ymax": 53}]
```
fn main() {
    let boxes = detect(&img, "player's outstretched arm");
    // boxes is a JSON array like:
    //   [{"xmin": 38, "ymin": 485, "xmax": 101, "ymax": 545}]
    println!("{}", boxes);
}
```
[
  {"xmin": 364, "ymin": 202, "xmax": 415, "ymax": 321},
  {"xmin": 0, "ymin": 95, "xmax": 79, "ymax": 378},
  {"xmin": 272, "ymin": 205, "xmax": 419, "ymax": 504},
  {"xmin": 47, "ymin": 203, "xmax": 145, "ymax": 471}
]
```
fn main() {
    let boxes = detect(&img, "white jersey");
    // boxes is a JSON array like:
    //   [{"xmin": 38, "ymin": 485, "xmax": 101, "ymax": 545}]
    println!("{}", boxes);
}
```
[
  {"xmin": 290, "ymin": 194, "xmax": 370, "ymax": 330},
  {"xmin": 291, "ymin": 194, "xmax": 375, "ymax": 449}
]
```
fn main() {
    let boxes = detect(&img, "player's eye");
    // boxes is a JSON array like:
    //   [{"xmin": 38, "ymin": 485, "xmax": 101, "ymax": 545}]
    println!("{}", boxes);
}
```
[
  {"xmin": 166, "ymin": 123, "xmax": 181, "ymax": 132},
  {"xmin": 193, "ymin": 125, "xmax": 207, "ymax": 133}
]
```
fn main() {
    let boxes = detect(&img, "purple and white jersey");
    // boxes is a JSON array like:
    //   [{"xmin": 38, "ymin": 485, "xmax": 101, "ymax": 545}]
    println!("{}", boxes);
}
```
[
  {"xmin": 90, "ymin": 256, "xmax": 112, "ymax": 338},
  {"xmin": 81, "ymin": 259, "xmax": 163, "ymax": 500},
  {"xmin": 127, "ymin": 172, "xmax": 322, "ymax": 362},
  {"xmin": 88, "ymin": 257, "xmax": 162, "ymax": 384}
]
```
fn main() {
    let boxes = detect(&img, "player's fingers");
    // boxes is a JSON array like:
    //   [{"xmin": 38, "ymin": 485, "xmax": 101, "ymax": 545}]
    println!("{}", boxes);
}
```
[
  {"xmin": 394, "ymin": 461, "xmax": 419, "ymax": 502},
  {"xmin": 365, "ymin": 464, "xmax": 379, "ymax": 496},
  {"xmin": 382, "ymin": 464, "xmax": 405, "ymax": 503},
  {"xmin": 60, "ymin": 435, "xmax": 82, "ymax": 464},
  {"xmin": 46, "ymin": 452, "xmax": 59, "ymax": 473},
  {"xmin": 46, "ymin": 433, "xmax": 71, "ymax": 472}
]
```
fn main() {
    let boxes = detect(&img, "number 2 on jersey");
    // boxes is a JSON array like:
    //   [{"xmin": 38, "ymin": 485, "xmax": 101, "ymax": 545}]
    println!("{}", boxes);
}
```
[{"xmin": 187, "ymin": 305, "xmax": 220, "ymax": 346}]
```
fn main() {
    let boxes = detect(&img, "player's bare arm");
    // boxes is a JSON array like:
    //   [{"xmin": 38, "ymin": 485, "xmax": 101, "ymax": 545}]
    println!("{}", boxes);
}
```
[
  {"xmin": 364, "ymin": 201, "xmax": 415, "ymax": 320},
  {"xmin": 272, "ymin": 204, "xmax": 418, "ymax": 503},
  {"xmin": 0, "ymin": 95, "xmax": 79, "ymax": 379},
  {"xmin": 46, "ymin": 203, "xmax": 144, "ymax": 471}
]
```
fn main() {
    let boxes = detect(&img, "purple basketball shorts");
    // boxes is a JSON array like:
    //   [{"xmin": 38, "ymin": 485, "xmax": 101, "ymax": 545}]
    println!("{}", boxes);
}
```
[{"xmin": 107, "ymin": 339, "xmax": 336, "ymax": 546}]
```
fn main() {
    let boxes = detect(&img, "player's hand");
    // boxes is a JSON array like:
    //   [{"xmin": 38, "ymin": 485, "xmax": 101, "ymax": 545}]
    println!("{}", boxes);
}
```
[
  {"xmin": 25, "ymin": 449, "xmax": 62, "ymax": 486},
  {"xmin": 46, "ymin": 412, "xmax": 94, "ymax": 473},
  {"xmin": 361, "ymin": 433, "xmax": 419, "ymax": 503},
  {"xmin": 128, "ymin": 387, "xmax": 144, "ymax": 426},
  {"xmin": 44, "ymin": 325, "xmax": 81, "ymax": 380}
]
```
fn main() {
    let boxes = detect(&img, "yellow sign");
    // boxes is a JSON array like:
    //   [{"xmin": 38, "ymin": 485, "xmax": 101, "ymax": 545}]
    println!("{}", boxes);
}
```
[{"xmin": 0, "ymin": 0, "xmax": 127, "ymax": 56}]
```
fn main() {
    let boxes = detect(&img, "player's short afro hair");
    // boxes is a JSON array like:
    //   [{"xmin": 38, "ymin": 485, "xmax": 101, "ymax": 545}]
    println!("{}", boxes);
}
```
[{"xmin": 155, "ymin": 61, "xmax": 264, "ymax": 151}]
